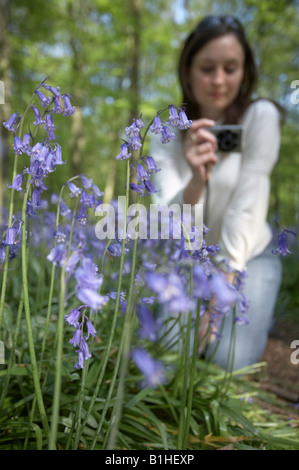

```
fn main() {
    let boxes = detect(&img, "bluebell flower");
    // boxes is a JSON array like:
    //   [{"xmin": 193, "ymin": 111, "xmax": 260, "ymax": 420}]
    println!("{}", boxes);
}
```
[
  {"xmin": 77, "ymin": 204, "xmax": 88, "ymax": 226},
  {"xmin": 35, "ymin": 90, "xmax": 52, "ymax": 107},
  {"xmin": 65, "ymin": 308, "xmax": 81, "ymax": 327},
  {"xmin": 59, "ymin": 199, "xmax": 71, "ymax": 217},
  {"xmin": 210, "ymin": 272, "xmax": 237, "ymax": 309},
  {"xmin": 68, "ymin": 182, "xmax": 82, "ymax": 198},
  {"xmin": 47, "ymin": 243, "xmax": 67, "ymax": 266},
  {"xmin": 44, "ymin": 150, "xmax": 56, "ymax": 173},
  {"xmin": 69, "ymin": 328, "xmax": 83, "ymax": 347},
  {"xmin": 149, "ymin": 113, "xmax": 163, "ymax": 134},
  {"xmin": 92, "ymin": 183, "xmax": 104, "ymax": 199},
  {"xmin": 73, "ymin": 350, "xmax": 85, "ymax": 369},
  {"xmin": 167, "ymin": 105, "xmax": 180, "ymax": 126},
  {"xmin": 116, "ymin": 141, "xmax": 132, "ymax": 161},
  {"xmin": 52, "ymin": 96, "xmax": 64, "ymax": 114},
  {"xmin": 85, "ymin": 317, "xmax": 97, "ymax": 340},
  {"xmin": 136, "ymin": 163, "xmax": 150, "ymax": 182},
  {"xmin": 31, "ymin": 105, "xmax": 46, "ymax": 126},
  {"xmin": 3, "ymin": 112, "xmax": 21, "ymax": 132},
  {"xmin": 129, "ymin": 133, "xmax": 142, "ymax": 151},
  {"xmin": 125, "ymin": 121, "xmax": 140, "ymax": 137},
  {"xmin": 44, "ymin": 113, "xmax": 57, "ymax": 131},
  {"xmin": 53, "ymin": 144, "xmax": 65, "ymax": 165},
  {"xmin": 42, "ymin": 83, "xmax": 61, "ymax": 98},
  {"xmin": 143, "ymin": 179, "xmax": 159, "ymax": 196},
  {"xmin": 143, "ymin": 156, "xmax": 160, "ymax": 174},
  {"xmin": 13, "ymin": 136, "xmax": 26, "ymax": 155},
  {"xmin": 129, "ymin": 183, "xmax": 145, "ymax": 196},
  {"xmin": 178, "ymin": 108, "xmax": 192, "ymax": 130},
  {"xmin": 272, "ymin": 228, "xmax": 297, "ymax": 256},
  {"xmin": 65, "ymin": 251, "xmax": 81, "ymax": 273},
  {"xmin": 160, "ymin": 125, "xmax": 176, "ymax": 144},
  {"xmin": 76, "ymin": 288, "xmax": 107, "ymax": 311},
  {"xmin": 80, "ymin": 175, "xmax": 93, "ymax": 189},
  {"xmin": 62, "ymin": 94, "xmax": 76, "ymax": 116},
  {"xmin": 137, "ymin": 304, "xmax": 161, "ymax": 342},
  {"xmin": 4, "ymin": 227, "xmax": 17, "ymax": 246},
  {"xmin": 7, "ymin": 173, "xmax": 25, "ymax": 192},
  {"xmin": 75, "ymin": 257, "xmax": 103, "ymax": 291},
  {"xmin": 131, "ymin": 348, "xmax": 166, "ymax": 388},
  {"xmin": 22, "ymin": 133, "xmax": 32, "ymax": 153}
]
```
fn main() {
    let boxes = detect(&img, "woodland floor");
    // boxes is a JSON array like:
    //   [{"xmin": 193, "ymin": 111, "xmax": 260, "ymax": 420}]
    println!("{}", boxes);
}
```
[{"xmin": 258, "ymin": 317, "xmax": 299, "ymax": 414}]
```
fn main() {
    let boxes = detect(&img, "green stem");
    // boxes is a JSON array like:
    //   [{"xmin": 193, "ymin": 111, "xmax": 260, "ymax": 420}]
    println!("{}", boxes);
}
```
[
  {"xmin": 104, "ymin": 198, "xmax": 140, "ymax": 450},
  {"xmin": 21, "ymin": 179, "xmax": 50, "ymax": 439},
  {"xmin": 74, "ymin": 161, "xmax": 131, "ymax": 448},
  {"xmin": 48, "ymin": 261, "xmax": 66, "ymax": 450},
  {"xmin": 182, "ymin": 297, "xmax": 201, "ymax": 449}
]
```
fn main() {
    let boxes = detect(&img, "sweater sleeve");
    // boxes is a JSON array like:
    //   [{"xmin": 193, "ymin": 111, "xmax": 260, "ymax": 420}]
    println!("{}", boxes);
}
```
[{"xmin": 215, "ymin": 99, "xmax": 282, "ymax": 271}]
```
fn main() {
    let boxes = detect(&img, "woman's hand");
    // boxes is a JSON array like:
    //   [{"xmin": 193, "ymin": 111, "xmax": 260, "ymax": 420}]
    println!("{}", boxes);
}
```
[
  {"xmin": 184, "ymin": 118, "xmax": 219, "ymax": 183},
  {"xmin": 183, "ymin": 119, "xmax": 219, "ymax": 205}
]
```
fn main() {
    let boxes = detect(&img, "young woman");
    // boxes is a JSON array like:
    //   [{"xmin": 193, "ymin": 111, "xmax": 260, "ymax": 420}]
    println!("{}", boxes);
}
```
[{"xmin": 150, "ymin": 15, "xmax": 284, "ymax": 370}]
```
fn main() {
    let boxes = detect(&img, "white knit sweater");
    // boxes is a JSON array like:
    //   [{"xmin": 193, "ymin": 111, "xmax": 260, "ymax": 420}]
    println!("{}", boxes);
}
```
[{"xmin": 150, "ymin": 99, "xmax": 282, "ymax": 271}]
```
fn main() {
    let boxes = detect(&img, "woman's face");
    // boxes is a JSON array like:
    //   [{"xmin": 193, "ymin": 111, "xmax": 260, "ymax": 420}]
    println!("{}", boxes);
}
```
[{"xmin": 188, "ymin": 34, "xmax": 245, "ymax": 121}]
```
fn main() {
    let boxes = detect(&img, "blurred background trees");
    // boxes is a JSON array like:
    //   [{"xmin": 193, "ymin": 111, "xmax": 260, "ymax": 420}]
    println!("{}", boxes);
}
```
[{"xmin": 0, "ymin": 0, "xmax": 298, "ymax": 227}]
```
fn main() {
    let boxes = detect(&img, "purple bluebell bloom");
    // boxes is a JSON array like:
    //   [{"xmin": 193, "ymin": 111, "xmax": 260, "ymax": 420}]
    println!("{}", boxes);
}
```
[
  {"xmin": 116, "ymin": 141, "xmax": 132, "ymax": 161},
  {"xmin": 92, "ymin": 183, "xmax": 104, "ymax": 199},
  {"xmin": 47, "ymin": 243, "xmax": 67, "ymax": 266},
  {"xmin": 129, "ymin": 183, "xmax": 145, "ymax": 196},
  {"xmin": 136, "ymin": 163, "xmax": 150, "ymax": 182},
  {"xmin": 59, "ymin": 199, "xmax": 71, "ymax": 217},
  {"xmin": 4, "ymin": 227, "xmax": 17, "ymax": 246},
  {"xmin": 3, "ymin": 112, "xmax": 21, "ymax": 132},
  {"xmin": 42, "ymin": 83, "xmax": 61, "ymax": 98},
  {"xmin": 65, "ymin": 308, "xmax": 81, "ymax": 327},
  {"xmin": 125, "ymin": 121, "xmax": 140, "ymax": 137},
  {"xmin": 272, "ymin": 228, "xmax": 297, "ymax": 256},
  {"xmin": 149, "ymin": 113, "xmax": 163, "ymax": 134},
  {"xmin": 76, "ymin": 288, "xmax": 107, "ymax": 311},
  {"xmin": 143, "ymin": 179, "xmax": 159, "ymax": 196},
  {"xmin": 35, "ymin": 90, "xmax": 52, "ymax": 107},
  {"xmin": 144, "ymin": 156, "xmax": 160, "ymax": 174},
  {"xmin": 68, "ymin": 181, "xmax": 82, "ymax": 198},
  {"xmin": 75, "ymin": 257, "xmax": 103, "ymax": 291},
  {"xmin": 44, "ymin": 113, "xmax": 57, "ymax": 131},
  {"xmin": 69, "ymin": 328, "xmax": 83, "ymax": 347},
  {"xmin": 22, "ymin": 133, "xmax": 32, "ymax": 153},
  {"xmin": 77, "ymin": 204, "xmax": 88, "ymax": 226},
  {"xmin": 167, "ymin": 105, "xmax": 180, "ymax": 126},
  {"xmin": 13, "ymin": 136, "xmax": 26, "ymax": 155},
  {"xmin": 53, "ymin": 144, "xmax": 65, "ymax": 165},
  {"xmin": 73, "ymin": 350, "xmax": 85, "ymax": 369},
  {"xmin": 129, "ymin": 133, "xmax": 142, "ymax": 151},
  {"xmin": 178, "ymin": 108, "xmax": 192, "ymax": 130},
  {"xmin": 31, "ymin": 105, "xmax": 46, "ymax": 126},
  {"xmin": 137, "ymin": 304, "xmax": 161, "ymax": 342},
  {"xmin": 7, "ymin": 173, "xmax": 25, "ymax": 192},
  {"xmin": 80, "ymin": 175, "xmax": 93, "ymax": 189},
  {"xmin": 131, "ymin": 348, "xmax": 166, "ymax": 388},
  {"xmin": 65, "ymin": 251, "xmax": 81, "ymax": 273},
  {"xmin": 52, "ymin": 96, "xmax": 64, "ymax": 114},
  {"xmin": 62, "ymin": 94, "xmax": 76, "ymax": 116},
  {"xmin": 160, "ymin": 125, "xmax": 176, "ymax": 144},
  {"xmin": 85, "ymin": 317, "xmax": 97, "ymax": 340},
  {"xmin": 44, "ymin": 150, "xmax": 56, "ymax": 173}
]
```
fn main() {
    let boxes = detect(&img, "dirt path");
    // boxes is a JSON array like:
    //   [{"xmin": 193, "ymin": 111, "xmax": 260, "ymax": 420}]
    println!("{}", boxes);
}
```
[{"xmin": 260, "ymin": 318, "xmax": 299, "ymax": 404}]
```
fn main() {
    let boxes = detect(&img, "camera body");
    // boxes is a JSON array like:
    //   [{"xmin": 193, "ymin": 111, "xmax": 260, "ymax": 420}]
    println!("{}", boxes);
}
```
[{"xmin": 207, "ymin": 125, "xmax": 243, "ymax": 153}]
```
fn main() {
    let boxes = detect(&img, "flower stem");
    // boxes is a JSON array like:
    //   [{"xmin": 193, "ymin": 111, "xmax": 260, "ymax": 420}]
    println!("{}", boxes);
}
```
[{"xmin": 21, "ymin": 179, "xmax": 50, "ymax": 440}]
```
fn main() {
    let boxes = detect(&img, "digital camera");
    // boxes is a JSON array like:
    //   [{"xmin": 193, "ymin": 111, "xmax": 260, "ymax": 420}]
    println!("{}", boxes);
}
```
[{"xmin": 207, "ymin": 125, "xmax": 243, "ymax": 153}]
